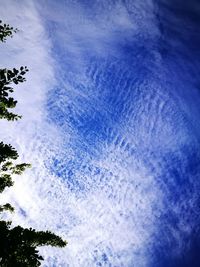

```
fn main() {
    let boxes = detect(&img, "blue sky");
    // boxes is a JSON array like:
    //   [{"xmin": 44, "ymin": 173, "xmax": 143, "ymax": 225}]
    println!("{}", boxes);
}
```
[{"xmin": 0, "ymin": 0, "xmax": 200, "ymax": 266}]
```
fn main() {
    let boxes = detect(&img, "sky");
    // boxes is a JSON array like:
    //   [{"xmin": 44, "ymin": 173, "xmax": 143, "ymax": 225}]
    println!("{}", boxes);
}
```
[{"xmin": 0, "ymin": 0, "xmax": 200, "ymax": 266}]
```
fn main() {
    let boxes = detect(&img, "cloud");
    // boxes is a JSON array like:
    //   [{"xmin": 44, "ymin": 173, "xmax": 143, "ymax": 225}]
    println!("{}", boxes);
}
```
[
  {"xmin": 0, "ymin": 1, "xmax": 162, "ymax": 266},
  {"xmin": 35, "ymin": 0, "xmax": 159, "ymax": 72},
  {"xmin": 0, "ymin": 0, "xmax": 166, "ymax": 266},
  {"xmin": 2, "ymin": 1, "xmax": 199, "ymax": 266},
  {"xmin": 0, "ymin": 0, "xmax": 55, "ymax": 124}
]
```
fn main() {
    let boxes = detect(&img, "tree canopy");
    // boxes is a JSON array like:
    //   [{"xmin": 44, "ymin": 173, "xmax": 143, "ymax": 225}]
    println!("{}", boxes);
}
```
[
  {"xmin": 0, "ymin": 220, "xmax": 66, "ymax": 267},
  {"xmin": 0, "ymin": 141, "xmax": 31, "ymax": 193},
  {"xmin": 0, "ymin": 66, "xmax": 29, "ymax": 121},
  {"xmin": 0, "ymin": 20, "xmax": 18, "ymax": 42}
]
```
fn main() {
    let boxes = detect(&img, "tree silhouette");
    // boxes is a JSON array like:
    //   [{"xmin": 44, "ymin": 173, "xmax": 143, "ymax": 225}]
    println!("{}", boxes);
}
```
[
  {"xmin": 0, "ymin": 66, "xmax": 29, "ymax": 121},
  {"xmin": 0, "ymin": 21, "xmax": 67, "ymax": 266},
  {"xmin": 0, "ymin": 20, "xmax": 18, "ymax": 42},
  {"xmin": 0, "ymin": 203, "xmax": 14, "ymax": 213},
  {"xmin": 0, "ymin": 141, "xmax": 31, "ymax": 193},
  {"xmin": 0, "ymin": 21, "xmax": 27, "ymax": 121},
  {"xmin": 0, "ymin": 142, "xmax": 18, "ymax": 163},
  {"xmin": 0, "ymin": 221, "xmax": 67, "ymax": 267}
]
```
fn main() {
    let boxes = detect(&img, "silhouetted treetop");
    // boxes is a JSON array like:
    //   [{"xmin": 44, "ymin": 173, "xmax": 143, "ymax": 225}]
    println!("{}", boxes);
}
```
[
  {"xmin": 0, "ymin": 203, "xmax": 14, "ymax": 213},
  {"xmin": 0, "ymin": 142, "xmax": 31, "ymax": 193},
  {"xmin": 0, "ymin": 142, "xmax": 19, "ymax": 163},
  {"xmin": 0, "ymin": 220, "xmax": 67, "ymax": 266},
  {"xmin": 0, "ymin": 20, "xmax": 18, "ymax": 42},
  {"xmin": 0, "ymin": 67, "xmax": 29, "ymax": 121}
]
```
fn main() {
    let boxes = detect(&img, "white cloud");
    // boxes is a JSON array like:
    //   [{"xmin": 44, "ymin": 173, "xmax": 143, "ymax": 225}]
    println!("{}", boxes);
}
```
[
  {"xmin": 0, "ymin": 1, "xmax": 173, "ymax": 266},
  {"xmin": 35, "ymin": 0, "xmax": 159, "ymax": 72},
  {"xmin": 0, "ymin": 0, "xmax": 55, "ymax": 124}
]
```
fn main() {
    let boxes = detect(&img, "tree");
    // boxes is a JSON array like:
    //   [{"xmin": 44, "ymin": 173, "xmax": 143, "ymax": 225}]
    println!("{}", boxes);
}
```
[
  {"xmin": 0, "ymin": 20, "xmax": 28, "ymax": 121},
  {"xmin": 0, "ymin": 203, "xmax": 14, "ymax": 213},
  {"xmin": 0, "ymin": 21, "xmax": 67, "ymax": 266},
  {"xmin": 0, "ymin": 141, "xmax": 31, "ymax": 193},
  {"xmin": 0, "ymin": 66, "xmax": 29, "ymax": 121},
  {"xmin": 0, "ymin": 20, "xmax": 18, "ymax": 43},
  {"xmin": 0, "ymin": 221, "xmax": 66, "ymax": 267}
]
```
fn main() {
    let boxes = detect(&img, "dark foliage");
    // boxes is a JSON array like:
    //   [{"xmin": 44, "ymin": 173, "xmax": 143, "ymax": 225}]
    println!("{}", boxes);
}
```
[
  {"xmin": 0, "ymin": 141, "xmax": 31, "ymax": 193},
  {"xmin": 0, "ymin": 67, "xmax": 29, "ymax": 121},
  {"xmin": 0, "ymin": 203, "xmax": 14, "ymax": 213},
  {"xmin": 0, "ymin": 142, "xmax": 18, "ymax": 163},
  {"xmin": 0, "ymin": 221, "xmax": 67, "ymax": 267},
  {"xmin": 0, "ymin": 21, "xmax": 28, "ymax": 121},
  {"xmin": 0, "ymin": 20, "xmax": 18, "ymax": 42}
]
